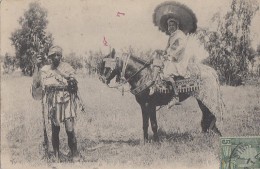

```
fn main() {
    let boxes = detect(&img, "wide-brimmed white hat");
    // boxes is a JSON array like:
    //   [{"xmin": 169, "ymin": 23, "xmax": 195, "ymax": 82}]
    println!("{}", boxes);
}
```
[{"xmin": 153, "ymin": 1, "xmax": 197, "ymax": 35}]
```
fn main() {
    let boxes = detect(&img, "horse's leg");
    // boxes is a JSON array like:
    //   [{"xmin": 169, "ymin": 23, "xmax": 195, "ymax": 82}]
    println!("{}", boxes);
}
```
[
  {"xmin": 140, "ymin": 103, "xmax": 150, "ymax": 143},
  {"xmin": 149, "ymin": 104, "xmax": 159, "ymax": 142},
  {"xmin": 197, "ymin": 100, "xmax": 222, "ymax": 136}
]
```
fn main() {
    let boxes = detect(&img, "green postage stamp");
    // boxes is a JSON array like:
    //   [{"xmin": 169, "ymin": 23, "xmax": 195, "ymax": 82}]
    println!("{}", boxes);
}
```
[{"xmin": 221, "ymin": 137, "xmax": 260, "ymax": 169}]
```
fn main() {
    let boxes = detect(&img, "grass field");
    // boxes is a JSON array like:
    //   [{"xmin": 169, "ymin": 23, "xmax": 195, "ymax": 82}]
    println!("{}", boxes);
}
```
[{"xmin": 1, "ymin": 71, "xmax": 260, "ymax": 169}]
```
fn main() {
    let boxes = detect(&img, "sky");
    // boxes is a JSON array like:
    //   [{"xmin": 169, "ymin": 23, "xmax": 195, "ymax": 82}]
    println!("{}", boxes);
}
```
[{"xmin": 1, "ymin": 0, "xmax": 260, "ymax": 57}]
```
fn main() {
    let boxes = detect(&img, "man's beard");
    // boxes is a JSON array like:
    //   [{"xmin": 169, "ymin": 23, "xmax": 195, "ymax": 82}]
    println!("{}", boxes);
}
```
[{"xmin": 52, "ymin": 59, "xmax": 60, "ymax": 68}]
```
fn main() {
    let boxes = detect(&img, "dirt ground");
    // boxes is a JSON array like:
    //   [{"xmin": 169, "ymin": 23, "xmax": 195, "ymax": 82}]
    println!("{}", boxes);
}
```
[{"xmin": 1, "ymin": 72, "xmax": 260, "ymax": 169}]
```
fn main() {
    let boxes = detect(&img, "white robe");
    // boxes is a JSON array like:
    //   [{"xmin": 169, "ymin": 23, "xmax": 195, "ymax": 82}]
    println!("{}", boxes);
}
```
[
  {"xmin": 40, "ymin": 62, "xmax": 77, "ymax": 125},
  {"xmin": 163, "ymin": 30, "xmax": 209, "ymax": 78}
]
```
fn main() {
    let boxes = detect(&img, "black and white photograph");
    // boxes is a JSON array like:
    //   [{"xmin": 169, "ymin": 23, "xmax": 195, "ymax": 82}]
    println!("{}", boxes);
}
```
[{"xmin": 1, "ymin": 0, "xmax": 260, "ymax": 169}]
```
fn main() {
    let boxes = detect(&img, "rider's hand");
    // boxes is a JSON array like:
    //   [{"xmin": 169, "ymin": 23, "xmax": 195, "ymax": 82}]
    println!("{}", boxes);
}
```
[{"xmin": 162, "ymin": 54, "xmax": 169, "ymax": 61}]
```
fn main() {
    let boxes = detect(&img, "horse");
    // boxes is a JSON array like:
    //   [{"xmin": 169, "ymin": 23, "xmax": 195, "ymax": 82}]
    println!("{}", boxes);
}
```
[{"xmin": 100, "ymin": 53, "xmax": 223, "ymax": 142}]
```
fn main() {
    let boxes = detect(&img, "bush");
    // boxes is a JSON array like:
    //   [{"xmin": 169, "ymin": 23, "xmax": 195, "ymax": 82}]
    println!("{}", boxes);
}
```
[
  {"xmin": 3, "ymin": 53, "xmax": 17, "ymax": 74},
  {"xmin": 63, "ymin": 52, "xmax": 83, "ymax": 70},
  {"xmin": 84, "ymin": 50, "xmax": 103, "ymax": 75}
]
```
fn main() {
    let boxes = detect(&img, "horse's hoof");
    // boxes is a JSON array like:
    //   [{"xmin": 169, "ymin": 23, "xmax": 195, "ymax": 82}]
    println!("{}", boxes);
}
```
[
  {"xmin": 52, "ymin": 156, "xmax": 60, "ymax": 163},
  {"xmin": 144, "ymin": 139, "xmax": 149, "ymax": 144},
  {"xmin": 203, "ymin": 128, "xmax": 222, "ymax": 137},
  {"xmin": 212, "ymin": 127, "xmax": 222, "ymax": 137},
  {"xmin": 71, "ymin": 154, "xmax": 81, "ymax": 163},
  {"xmin": 153, "ymin": 135, "xmax": 160, "ymax": 142}
]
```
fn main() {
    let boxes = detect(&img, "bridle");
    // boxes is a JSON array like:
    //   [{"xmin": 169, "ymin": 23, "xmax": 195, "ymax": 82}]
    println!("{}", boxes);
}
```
[
  {"xmin": 121, "ymin": 53, "xmax": 151, "ymax": 83},
  {"xmin": 106, "ymin": 53, "xmax": 152, "ymax": 95}
]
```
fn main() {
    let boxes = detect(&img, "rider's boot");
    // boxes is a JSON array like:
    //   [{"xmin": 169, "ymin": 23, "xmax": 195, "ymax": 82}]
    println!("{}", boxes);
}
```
[{"xmin": 167, "ymin": 77, "xmax": 181, "ymax": 109}]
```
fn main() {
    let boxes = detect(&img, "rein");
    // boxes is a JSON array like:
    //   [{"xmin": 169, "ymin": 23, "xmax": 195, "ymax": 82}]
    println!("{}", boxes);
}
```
[
  {"xmin": 122, "ymin": 54, "xmax": 151, "ymax": 84},
  {"xmin": 106, "ymin": 54, "xmax": 152, "ymax": 94}
]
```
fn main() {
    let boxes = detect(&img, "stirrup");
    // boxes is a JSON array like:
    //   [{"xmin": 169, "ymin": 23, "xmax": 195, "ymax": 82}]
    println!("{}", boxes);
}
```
[
  {"xmin": 149, "ymin": 86, "xmax": 155, "ymax": 95},
  {"xmin": 148, "ymin": 80, "xmax": 156, "ymax": 95}
]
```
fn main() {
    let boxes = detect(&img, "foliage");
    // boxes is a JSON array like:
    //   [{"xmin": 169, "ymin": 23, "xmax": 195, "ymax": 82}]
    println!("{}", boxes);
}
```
[
  {"xmin": 10, "ymin": 2, "xmax": 53, "ymax": 76},
  {"xmin": 205, "ymin": 0, "xmax": 259, "ymax": 86},
  {"xmin": 63, "ymin": 52, "xmax": 84, "ymax": 70},
  {"xmin": 120, "ymin": 46, "xmax": 153, "ymax": 61},
  {"xmin": 84, "ymin": 50, "xmax": 103, "ymax": 75}
]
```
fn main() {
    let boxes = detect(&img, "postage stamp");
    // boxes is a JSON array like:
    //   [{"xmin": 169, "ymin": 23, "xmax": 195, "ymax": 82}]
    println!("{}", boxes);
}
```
[{"xmin": 221, "ymin": 137, "xmax": 260, "ymax": 169}]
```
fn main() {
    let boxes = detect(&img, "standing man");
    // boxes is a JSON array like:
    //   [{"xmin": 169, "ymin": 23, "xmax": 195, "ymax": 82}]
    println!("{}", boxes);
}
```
[{"xmin": 32, "ymin": 46, "xmax": 79, "ymax": 162}]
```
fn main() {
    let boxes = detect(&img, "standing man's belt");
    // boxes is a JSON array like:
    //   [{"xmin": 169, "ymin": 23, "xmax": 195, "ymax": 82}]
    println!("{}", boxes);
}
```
[{"xmin": 45, "ymin": 85, "xmax": 68, "ymax": 91}]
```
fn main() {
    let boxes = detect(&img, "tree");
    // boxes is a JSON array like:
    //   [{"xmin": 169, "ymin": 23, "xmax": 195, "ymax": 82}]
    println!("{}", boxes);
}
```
[
  {"xmin": 206, "ymin": 0, "xmax": 259, "ymax": 86},
  {"xmin": 10, "ymin": 2, "xmax": 53, "ymax": 76}
]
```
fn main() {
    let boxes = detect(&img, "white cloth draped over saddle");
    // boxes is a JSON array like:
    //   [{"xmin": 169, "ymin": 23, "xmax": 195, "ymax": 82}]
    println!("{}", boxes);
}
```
[{"xmin": 191, "ymin": 64, "xmax": 225, "ymax": 122}]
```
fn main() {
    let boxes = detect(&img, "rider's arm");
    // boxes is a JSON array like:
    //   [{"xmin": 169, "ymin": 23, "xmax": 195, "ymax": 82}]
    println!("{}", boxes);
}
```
[{"xmin": 168, "ymin": 39, "xmax": 186, "ymax": 62}]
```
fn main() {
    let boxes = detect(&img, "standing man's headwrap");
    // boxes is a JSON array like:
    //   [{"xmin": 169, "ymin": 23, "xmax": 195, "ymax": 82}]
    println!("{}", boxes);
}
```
[{"xmin": 48, "ymin": 46, "xmax": 63, "ymax": 57}]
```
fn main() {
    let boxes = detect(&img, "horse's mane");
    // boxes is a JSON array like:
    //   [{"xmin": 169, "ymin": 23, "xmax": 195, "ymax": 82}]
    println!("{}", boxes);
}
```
[
  {"xmin": 123, "ymin": 54, "xmax": 152, "ymax": 86},
  {"xmin": 124, "ymin": 63, "xmax": 152, "ymax": 88},
  {"xmin": 129, "ymin": 55, "xmax": 150, "ymax": 66}
]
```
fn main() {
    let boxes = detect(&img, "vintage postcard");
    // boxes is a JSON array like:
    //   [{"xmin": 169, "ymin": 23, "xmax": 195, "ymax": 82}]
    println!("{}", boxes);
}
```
[{"xmin": 1, "ymin": 0, "xmax": 260, "ymax": 169}]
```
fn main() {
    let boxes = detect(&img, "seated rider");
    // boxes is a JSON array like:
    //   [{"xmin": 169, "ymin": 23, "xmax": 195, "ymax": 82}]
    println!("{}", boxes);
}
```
[{"xmin": 150, "ymin": 18, "xmax": 191, "ymax": 108}]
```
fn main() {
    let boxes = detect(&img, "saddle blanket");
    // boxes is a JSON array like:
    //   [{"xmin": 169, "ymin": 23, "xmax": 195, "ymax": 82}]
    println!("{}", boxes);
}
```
[
  {"xmin": 130, "ymin": 77, "xmax": 201, "ymax": 95},
  {"xmin": 155, "ymin": 77, "xmax": 201, "ymax": 94}
]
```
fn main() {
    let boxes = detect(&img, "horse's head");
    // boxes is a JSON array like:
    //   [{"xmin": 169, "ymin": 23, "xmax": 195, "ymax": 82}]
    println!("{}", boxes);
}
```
[
  {"xmin": 99, "ymin": 55, "xmax": 123, "ymax": 84},
  {"xmin": 104, "ymin": 53, "xmax": 153, "ymax": 87},
  {"xmin": 101, "ymin": 53, "xmax": 141, "ymax": 85}
]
